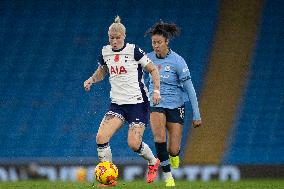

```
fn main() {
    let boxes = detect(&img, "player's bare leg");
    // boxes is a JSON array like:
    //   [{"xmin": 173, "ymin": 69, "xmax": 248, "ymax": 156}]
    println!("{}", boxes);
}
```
[
  {"xmin": 96, "ymin": 115, "xmax": 123, "ymax": 162},
  {"xmin": 128, "ymin": 123, "xmax": 160, "ymax": 183},
  {"xmin": 167, "ymin": 122, "xmax": 183, "ymax": 169},
  {"xmin": 151, "ymin": 112, "xmax": 174, "ymax": 185}
]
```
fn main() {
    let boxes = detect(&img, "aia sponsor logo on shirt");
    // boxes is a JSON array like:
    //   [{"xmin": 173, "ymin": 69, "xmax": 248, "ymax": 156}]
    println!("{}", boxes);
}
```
[
  {"xmin": 110, "ymin": 65, "xmax": 127, "ymax": 74},
  {"xmin": 110, "ymin": 54, "xmax": 127, "ymax": 74}
]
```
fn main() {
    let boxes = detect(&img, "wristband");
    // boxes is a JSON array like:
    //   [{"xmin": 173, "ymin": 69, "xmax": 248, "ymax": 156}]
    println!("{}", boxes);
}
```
[
  {"xmin": 89, "ymin": 76, "xmax": 95, "ymax": 84},
  {"xmin": 154, "ymin": 90, "xmax": 160, "ymax": 94}
]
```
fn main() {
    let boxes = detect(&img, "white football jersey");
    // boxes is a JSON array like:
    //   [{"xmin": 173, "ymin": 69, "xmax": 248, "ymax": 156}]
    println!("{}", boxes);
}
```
[{"xmin": 99, "ymin": 43, "xmax": 150, "ymax": 105}]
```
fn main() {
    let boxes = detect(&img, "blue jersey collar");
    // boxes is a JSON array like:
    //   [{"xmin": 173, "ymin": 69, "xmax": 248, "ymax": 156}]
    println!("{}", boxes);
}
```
[{"xmin": 156, "ymin": 48, "xmax": 171, "ymax": 59}]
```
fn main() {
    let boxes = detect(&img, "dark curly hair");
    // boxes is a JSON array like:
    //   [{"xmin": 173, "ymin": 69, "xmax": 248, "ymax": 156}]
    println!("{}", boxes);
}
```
[{"xmin": 145, "ymin": 20, "xmax": 180, "ymax": 40}]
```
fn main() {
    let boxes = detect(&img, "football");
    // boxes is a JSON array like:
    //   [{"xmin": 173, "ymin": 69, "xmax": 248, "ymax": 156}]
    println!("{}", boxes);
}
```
[{"xmin": 94, "ymin": 161, "xmax": 119, "ymax": 185}]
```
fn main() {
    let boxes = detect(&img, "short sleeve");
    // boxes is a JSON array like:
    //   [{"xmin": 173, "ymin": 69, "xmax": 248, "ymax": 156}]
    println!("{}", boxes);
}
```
[
  {"xmin": 97, "ymin": 54, "xmax": 105, "ymax": 66},
  {"xmin": 134, "ymin": 45, "xmax": 150, "ymax": 67},
  {"xmin": 176, "ymin": 56, "xmax": 191, "ymax": 82},
  {"xmin": 134, "ymin": 45, "xmax": 146, "ymax": 61}
]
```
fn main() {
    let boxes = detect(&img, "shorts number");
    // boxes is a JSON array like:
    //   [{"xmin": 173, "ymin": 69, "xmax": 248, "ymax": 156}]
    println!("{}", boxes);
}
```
[{"xmin": 178, "ymin": 107, "xmax": 185, "ymax": 119}]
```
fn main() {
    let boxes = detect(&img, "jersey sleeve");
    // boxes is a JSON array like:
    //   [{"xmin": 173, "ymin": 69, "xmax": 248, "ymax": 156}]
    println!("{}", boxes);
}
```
[
  {"xmin": 97, "ymin": 54, "xmax": 105, "ymax": 66},
  {"xmin": 176, "ymin": 56, "xmax": 191, "ymax": 82},
  {"xmin": 182, "ymin": 79, "xmax": 201, "ymax": 120},
  {"xmin": 134, "ymin": 45, "xmax": 150, "ymax": 67}
]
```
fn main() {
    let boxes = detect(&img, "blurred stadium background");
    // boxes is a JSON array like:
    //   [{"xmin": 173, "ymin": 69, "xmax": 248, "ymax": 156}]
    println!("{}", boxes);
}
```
[{"xmin": 0, "ymin": 0, "xmax": 283, "ymax": 184}]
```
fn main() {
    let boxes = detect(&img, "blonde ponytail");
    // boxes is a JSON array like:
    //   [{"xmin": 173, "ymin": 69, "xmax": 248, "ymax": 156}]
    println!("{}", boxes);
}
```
[
  {"xmin": 108, "ymin": 15, "xmax": 126, "ymax": 35},
  {"xmin": 114, "ymin": 16, "xmax": 121, "ymax": 23}
]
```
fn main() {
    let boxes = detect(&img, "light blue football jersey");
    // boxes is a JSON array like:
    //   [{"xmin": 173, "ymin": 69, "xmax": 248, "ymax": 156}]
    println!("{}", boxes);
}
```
[{"xmin": 145, "ymin": 50, "xmax": 191, "ymax": 109}]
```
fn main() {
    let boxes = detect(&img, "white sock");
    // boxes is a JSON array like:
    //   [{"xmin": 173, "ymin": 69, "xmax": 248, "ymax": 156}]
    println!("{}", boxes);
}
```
[
  {"xmin": 138, "ymin": 142, "xmax": 157, "ymax": 165},
  {"xmin": 97, "ymin": 145, "xmax": 112, "ymax": 162},
  {"xmin": 164, "ymin": 172, "xmax": 173, "ymax": 180}
]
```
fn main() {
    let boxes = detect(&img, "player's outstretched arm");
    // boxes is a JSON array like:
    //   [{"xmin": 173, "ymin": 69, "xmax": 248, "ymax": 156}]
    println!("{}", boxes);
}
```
[
  {"xmin": 84, "ymin": 65, "xmax": 108, "ymax": 91},
  {"xmin": 144, "ymin": 62, "xmax": 161, "ymax": 105},
  {"xmin": 182, "ymin": 79, "xmax": 202, "ymax": 128}
]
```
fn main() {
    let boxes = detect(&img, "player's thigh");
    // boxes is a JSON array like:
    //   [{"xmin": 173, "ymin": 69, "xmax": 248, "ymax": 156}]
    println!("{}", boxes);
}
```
[
  {"xmin": 128, "ymin": 123, "xmax": 145, "ymax": 149},
  {"xmin": 150, "ymin": 111, "xmax": 167, "ymax": 142},
  {"xmin": 96, "ymin": 115, "xmax": 123, "ymax": 143},
  {"xmin": 166, "ymin": 122, "xmax": 183, "ymax": 154}
]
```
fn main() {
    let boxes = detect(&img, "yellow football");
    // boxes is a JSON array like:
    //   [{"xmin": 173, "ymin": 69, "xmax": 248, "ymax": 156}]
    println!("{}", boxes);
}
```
[{"xmin": 94, "ymin": 161, "xmax": 118, "ymax": 185}]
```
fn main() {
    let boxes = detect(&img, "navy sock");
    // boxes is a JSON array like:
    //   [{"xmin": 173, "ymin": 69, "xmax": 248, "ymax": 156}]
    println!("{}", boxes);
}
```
[
  {"xmin": 155, "ymin": 142, "xmax": 171, "ymax": 172},
  {"xmin": 97, "ymin": 142, "xmax": 109, "ymax": 148}
]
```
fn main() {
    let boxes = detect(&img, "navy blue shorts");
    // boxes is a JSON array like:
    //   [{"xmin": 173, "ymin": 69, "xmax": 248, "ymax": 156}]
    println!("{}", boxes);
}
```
[
  {"xmin": 106, "ymin": 101, "xmax": 150, "ymax": 127},
  {"xmin": 150, "ymin": 105, "xmax": 185, "ymax": 124}
]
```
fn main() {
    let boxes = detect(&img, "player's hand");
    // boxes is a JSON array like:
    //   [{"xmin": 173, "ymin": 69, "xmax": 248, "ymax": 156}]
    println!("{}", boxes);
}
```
[
  {"xmin": 152, "ymin": 91, "xmax": 161, "ymax": 105},
  {"xmin": 192, "ymin": 120, "xmax": 201, "ymax": 128},
  {"xmin": 84, "ymin": 78, "xmax": 93, "ymax": 91}
]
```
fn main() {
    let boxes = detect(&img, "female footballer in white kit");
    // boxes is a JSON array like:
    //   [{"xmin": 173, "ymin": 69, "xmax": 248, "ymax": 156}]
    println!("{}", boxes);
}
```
[{"xmin": 84, "ymin": 16, "xmax": 161, "ymax": 186}]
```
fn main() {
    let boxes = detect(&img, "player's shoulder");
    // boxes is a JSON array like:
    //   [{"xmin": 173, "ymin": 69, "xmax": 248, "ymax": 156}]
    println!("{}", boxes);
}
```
[
  {"xmin": 146, "ymin": 51, "xmax": 156, "ymax": 59},
  {"xmin": 170, "ymin": 50, "xmax": 183, "ymax": 59},
  {"xmin": 126, "ymin": 43, "xmax": 135, "ymax": 48},
  {"xmin": 125, "ymin": 43, "xmax": 138, "ymax": 53},
  {"xmin": 103, "ymin": 44, "xmax": 112, "ymax": 50},
  {"xmin": 102, "ymin": 44, "xmax": 112, "ymax": 54},
  {"xmin": 170, "ymin": 50, "xmax": 186, "ymax": 63},
  {"xmin": 131, "ymin": 43, "xmax": 145, "ymax": 54}
]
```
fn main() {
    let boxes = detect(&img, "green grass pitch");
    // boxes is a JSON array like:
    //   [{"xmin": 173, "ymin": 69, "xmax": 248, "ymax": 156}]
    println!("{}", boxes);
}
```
[{"xmin": 0, "ymin": 180, "xmax": 283, "ymax": 189}]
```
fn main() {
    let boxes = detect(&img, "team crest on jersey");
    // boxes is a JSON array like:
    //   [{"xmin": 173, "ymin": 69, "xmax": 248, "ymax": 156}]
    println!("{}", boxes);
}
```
[{"xmin": 165, "ymin": 65, "xmax": 171, "ymax": 71}]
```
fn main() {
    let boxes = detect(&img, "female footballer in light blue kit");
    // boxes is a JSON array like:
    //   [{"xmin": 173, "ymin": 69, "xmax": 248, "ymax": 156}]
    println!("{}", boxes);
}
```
[{"xmin": 144, "ymin": 21, "xmax": 202, "ymax": 187}]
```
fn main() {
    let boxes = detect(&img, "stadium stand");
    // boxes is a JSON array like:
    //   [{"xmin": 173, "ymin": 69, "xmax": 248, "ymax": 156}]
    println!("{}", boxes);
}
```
[
  {"xmin": 223, "ymin": 0, "xmax": 284, "ymax": 164},
  {"xmin": 0, "ymin": 0, "xmax": 218, "ymax": 162}
]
